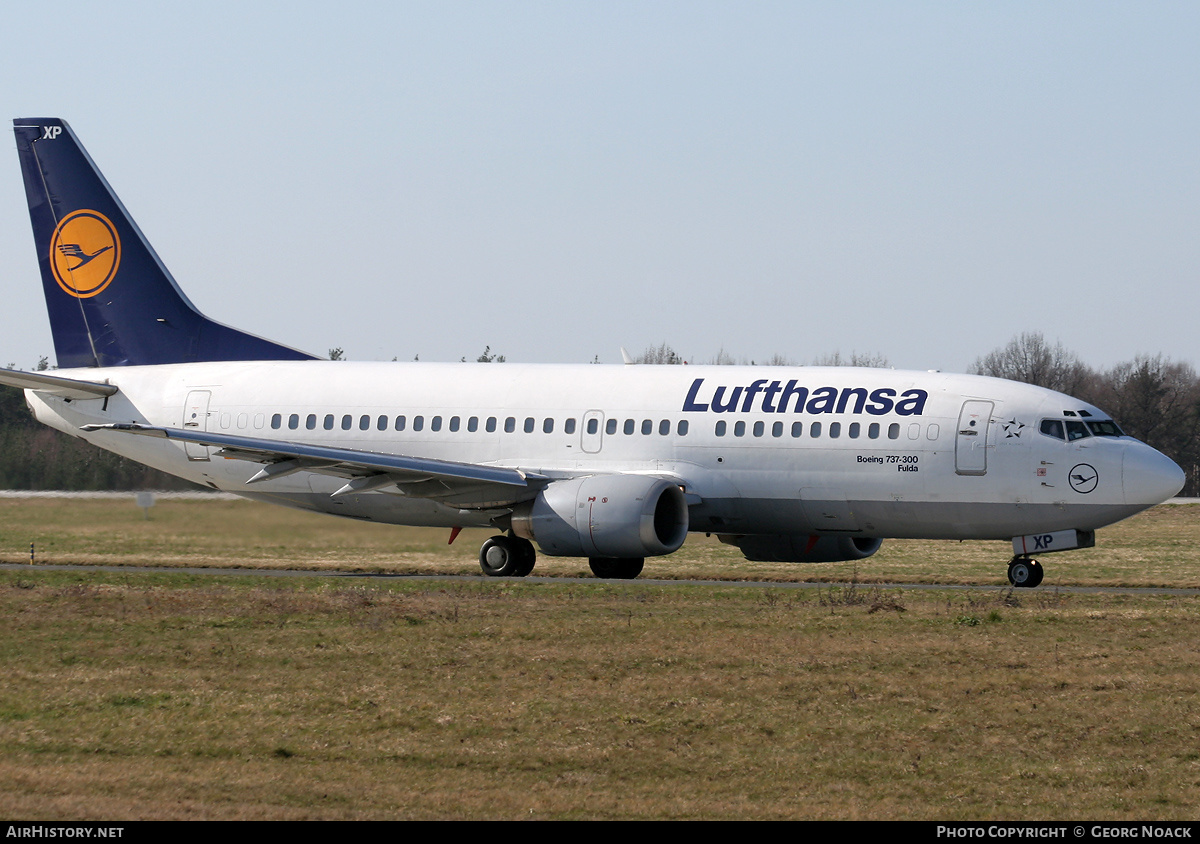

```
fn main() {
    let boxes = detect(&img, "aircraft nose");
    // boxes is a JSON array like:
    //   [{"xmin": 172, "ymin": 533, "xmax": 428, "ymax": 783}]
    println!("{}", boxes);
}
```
[{"xmin": 1122, "ymin": 443, "xmax": 1186, "ymax": 506}]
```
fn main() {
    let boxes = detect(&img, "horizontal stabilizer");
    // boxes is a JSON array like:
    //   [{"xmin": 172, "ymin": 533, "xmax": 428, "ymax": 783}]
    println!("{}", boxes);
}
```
[{"xmin": 0, "ymin": 368, "xmax": 117, "ymax": 399}]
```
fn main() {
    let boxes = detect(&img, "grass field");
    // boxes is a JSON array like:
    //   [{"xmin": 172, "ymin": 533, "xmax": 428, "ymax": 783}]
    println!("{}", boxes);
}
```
[
  {"xmin": 3, "ymin": 496, "xmax": 1200, "ymax": 588},
  {"xmin": 0, "ymin": 497, "xmax": 1197, "ymax": 819}
]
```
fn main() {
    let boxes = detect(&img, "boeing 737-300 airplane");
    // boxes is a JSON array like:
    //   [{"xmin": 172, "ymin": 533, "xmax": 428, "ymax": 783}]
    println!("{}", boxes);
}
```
[{"xmin": 1, "ymin": 118, "xmax": 1185, "ymax": 586}]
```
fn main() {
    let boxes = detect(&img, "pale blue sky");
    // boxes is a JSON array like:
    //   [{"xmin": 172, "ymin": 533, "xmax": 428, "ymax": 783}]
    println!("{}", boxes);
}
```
[{"xmin": 2, "ymin": 2, "xmax": 1197, "ymax": 372}]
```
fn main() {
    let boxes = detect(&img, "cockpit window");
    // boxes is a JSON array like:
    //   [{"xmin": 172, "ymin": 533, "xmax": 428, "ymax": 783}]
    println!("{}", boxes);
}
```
[
  {"xmin": 1065, "ymin": 420, "xmax": 1091, "ymax": 441},
  {"xmin": 1087, "ymin": 420, "xmax": 1124, "ymax": 437},
  {"xmin": 1040, "ymin": 419, "xmax": 1065, "ymax": 440}
]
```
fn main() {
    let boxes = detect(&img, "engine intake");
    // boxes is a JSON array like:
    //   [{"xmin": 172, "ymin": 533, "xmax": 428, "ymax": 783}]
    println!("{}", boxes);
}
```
[{"xmin": 512, "ymin": 475, "xmax": 689, "ymax": 558}]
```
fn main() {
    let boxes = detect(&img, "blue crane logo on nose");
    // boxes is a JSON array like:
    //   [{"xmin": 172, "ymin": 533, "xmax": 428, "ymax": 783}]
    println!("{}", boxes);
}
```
[{"xmin": 1069, "ymin": 463, "xmax": 1098, "ymax": 494}]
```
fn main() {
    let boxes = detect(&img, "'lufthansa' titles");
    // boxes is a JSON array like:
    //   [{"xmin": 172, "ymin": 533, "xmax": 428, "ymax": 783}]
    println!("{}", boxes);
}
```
[{"xmin": 681, "ymin": 378, "xmax": 929, "ymax": 416}]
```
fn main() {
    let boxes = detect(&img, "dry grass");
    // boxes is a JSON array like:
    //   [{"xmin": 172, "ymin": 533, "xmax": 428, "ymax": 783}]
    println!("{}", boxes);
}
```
[
  {"xmin": 1, "ymin": 497, "xmax": 1198, "ymax": 588},
  {"xmin": 0, "ymin": 498, "xmax": 1198, "ymax": 819}
]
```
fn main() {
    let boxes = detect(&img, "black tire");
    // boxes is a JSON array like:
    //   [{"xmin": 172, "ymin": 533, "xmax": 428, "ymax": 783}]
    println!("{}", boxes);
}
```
[
  {"xmin": 1008, "ymin": 557, "xmax": 1041, "ymax": 588},
  {"xmin": 512, "ymin": 537, "xmax": 537, "ymax": 577},
  {"xmin": 1026, "ymin": 559, "xmax": 1044, "ymax": 588},
  {"xmin": 588, "ymin": 557, "xmax": 645, "ymax": 579},
  {"xmin": 479, "ymin": 535, "xmax": 524, "ymax": 577}
]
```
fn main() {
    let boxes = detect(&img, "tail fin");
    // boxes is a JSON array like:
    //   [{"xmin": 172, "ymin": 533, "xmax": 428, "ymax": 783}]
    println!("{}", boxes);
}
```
[{"xmin": 13, "ymin": 118, "xmax": 316, "ymax": 368}]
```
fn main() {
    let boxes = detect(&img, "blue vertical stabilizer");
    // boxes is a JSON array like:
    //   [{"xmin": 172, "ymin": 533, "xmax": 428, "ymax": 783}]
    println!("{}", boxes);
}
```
[{"xmin": 13, "ymin": 118, "xmax": 317, "ymax": 368}]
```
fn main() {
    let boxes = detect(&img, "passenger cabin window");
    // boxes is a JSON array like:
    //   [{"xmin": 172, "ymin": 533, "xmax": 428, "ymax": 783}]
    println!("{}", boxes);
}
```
[
  {"xmin": 468, "ymin": 417, "xmax": 478, "ymax": 432},
  {"xmin": 450, "ymin": 416, "xmax": 461, "ymax": 432},
  {"xmin": 565, "ymin": 418, "xmax": 576, "ymax": 435},
  {"xmin": 324, "ymin": 414, "xmax": 335, "ymax": 430},
  {"xmin": 542, "ymin": 418, "xmax": 553, "ymax": 434},
  {"xmin": 342, "ymin": 415, "xmax": 352, "ymax": 430},
  {"xmin": 505, "ymin": 417, "xmax": 516, "ymax": 433},
  {"xmin": 677, "ymin": 420, "xmax": 688, "ymax": 436},
  {"xmin": 524, "ymin": 417, "xmax": 535, "ymax": 433},
  {"xmin": 431, "ymin": 416, "xmax": 442, "ymax": 432},
  {"xmin": 888, "ymin": 423, "xmax": 900, "ymax": 439},
  {"xmin": 606, "ymin": 419, "xmax": 617, "ymax": 435},
  {"xmin": 395, "ymin": 416, "xmax": 406, "ymax": 431},
  {"xmin": 288, "ymin": 414, "xmax": 299, "ymax": 430},
  {"xmin": 829, "ymin": 422, "xmax": 841, "ymax": 439},
  {"xmin": 624, "ymin": 419, "xmax": 635, "ymax": 435},
  {"xmin": 271, "ymin": 413, "xmax": 282, "ymax": 429},
  {"xmin": 486, "ymin": 417, "xmax": 497, "ymax": 433},
  {"xmin": 306, "ymin": 414, "xmax": 317, "ymax": 430},
  {"xmin": 716, "ymin": 421, "xmax": 727, "ymax": 437},
  {"xmin": 413, "ymin": 416, "xmax": 424, "ymax": 431}
]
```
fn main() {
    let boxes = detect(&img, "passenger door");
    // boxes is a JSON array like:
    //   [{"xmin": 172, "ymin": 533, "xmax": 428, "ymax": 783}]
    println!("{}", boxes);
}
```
[{"xmin": 955, "ymin": 400, "xmax": 993, "ymax": 475}]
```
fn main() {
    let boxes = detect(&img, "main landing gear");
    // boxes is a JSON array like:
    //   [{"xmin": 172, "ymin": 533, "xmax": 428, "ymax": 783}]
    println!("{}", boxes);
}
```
[
  {"xmin": 587, "ymin": 557, "xmax": 644, "ymax": 580},
  {"xmin": 478, "ymin": 535, "xmax": 536, "ymax": 577},
  {"xmin": 476, "ymin": 535, "xmax": 647, "ymax": 580},
  {"xmin": 1007, "ymin": 556, "xmax": 1045, "ymax": 588}
]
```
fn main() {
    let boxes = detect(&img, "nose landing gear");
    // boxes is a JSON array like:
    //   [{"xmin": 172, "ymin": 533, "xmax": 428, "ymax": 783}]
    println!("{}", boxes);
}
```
[{"xmin": 1007, "ymin": 556, "xmax": 1044, "ymax": 588}]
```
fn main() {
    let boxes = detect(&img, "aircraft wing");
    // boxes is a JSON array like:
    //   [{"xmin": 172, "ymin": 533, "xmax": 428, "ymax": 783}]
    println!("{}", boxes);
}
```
[
  {"xmin": 0, "ymin": 368, "xmax": 118, "ymax": 399},
  {"xmin": 81, "ymin": 423, "xmax": 543, "ymax": 507}
]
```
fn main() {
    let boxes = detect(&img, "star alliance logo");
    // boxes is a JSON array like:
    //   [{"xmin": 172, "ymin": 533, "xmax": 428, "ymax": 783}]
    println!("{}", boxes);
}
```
[{"xmin": 1002, "ymin": 419, "xmax": 1025, "ymax": 438}]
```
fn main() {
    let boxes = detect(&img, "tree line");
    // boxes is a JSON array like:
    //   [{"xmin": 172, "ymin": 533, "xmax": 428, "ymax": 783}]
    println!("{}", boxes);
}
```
[
  {"xmin": 1, "ymin": 333, "xmax": 1197, "ymax": 494},
  {"xmin": 969, "ymin": 332, "xmax": 1200, "ymax": 497}
]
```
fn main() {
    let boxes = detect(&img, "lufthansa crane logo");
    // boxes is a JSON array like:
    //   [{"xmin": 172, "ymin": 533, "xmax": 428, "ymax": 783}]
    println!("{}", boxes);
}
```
[
  {"xmin": 1069, "ymin": 463, "xmax": 1099, "ymax": 494},
  {"xmin": 49, "ymin": 210, "xmax": 121, "ymax": 298}
]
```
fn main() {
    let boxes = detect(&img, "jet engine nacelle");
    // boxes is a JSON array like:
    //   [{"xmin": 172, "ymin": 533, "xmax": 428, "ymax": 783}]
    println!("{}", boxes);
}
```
[
  {"xmin": 511, "ymin": 475, "xmax": 689, "ymax": 558},
  {"xmin": 720, "ymin": 534, "xmax": 883, "ymax": 563}
]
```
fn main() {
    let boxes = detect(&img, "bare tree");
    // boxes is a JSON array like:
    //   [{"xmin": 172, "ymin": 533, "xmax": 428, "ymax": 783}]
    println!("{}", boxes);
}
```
[
  {"xmin": 636, "ymin": 343, "xmax": 683, "ymax": 365},
  {"xmin": 764, "ymin": 353, "xmax": 798, "ymax": 367},
  {"xmin": 1092, "ymin": 354, "xmax": 1200, "ymax": 459},
  {"xmin": 813, "ymin": 350, "xmax": 890, "ymax": 368},
  {"xmin": 969, "ymin": 332, "xmax": 1092, "ymax": 395}
]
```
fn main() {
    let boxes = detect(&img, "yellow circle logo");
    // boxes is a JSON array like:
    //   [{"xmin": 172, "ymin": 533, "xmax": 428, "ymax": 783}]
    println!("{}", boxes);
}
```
[{"xmin": 49, "ymin": 210, "xmax": 121, "ymax": 298}]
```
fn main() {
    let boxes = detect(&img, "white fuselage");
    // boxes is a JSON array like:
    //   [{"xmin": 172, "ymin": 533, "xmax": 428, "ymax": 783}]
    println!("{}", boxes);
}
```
[{"xmin": 25, "ymin": 361, "xmax": 1183, "ymax": 543}]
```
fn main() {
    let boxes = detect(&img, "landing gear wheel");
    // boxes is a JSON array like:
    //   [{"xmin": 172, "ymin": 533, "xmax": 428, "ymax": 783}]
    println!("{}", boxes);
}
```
[
  {"xmin": 512, "ymin": 537, "xmax": 536, "ymax": 577},
  {"xmin": 480, "ymin": 535, "xmax": 536, "ymax": 577},
  {"xmin": 588, "ymin": 557, "xmax": 645, "ymax": 579},
  {"xmin": 1007, "ymin": 557, "xmax": 1044, "ymax": 588}
]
